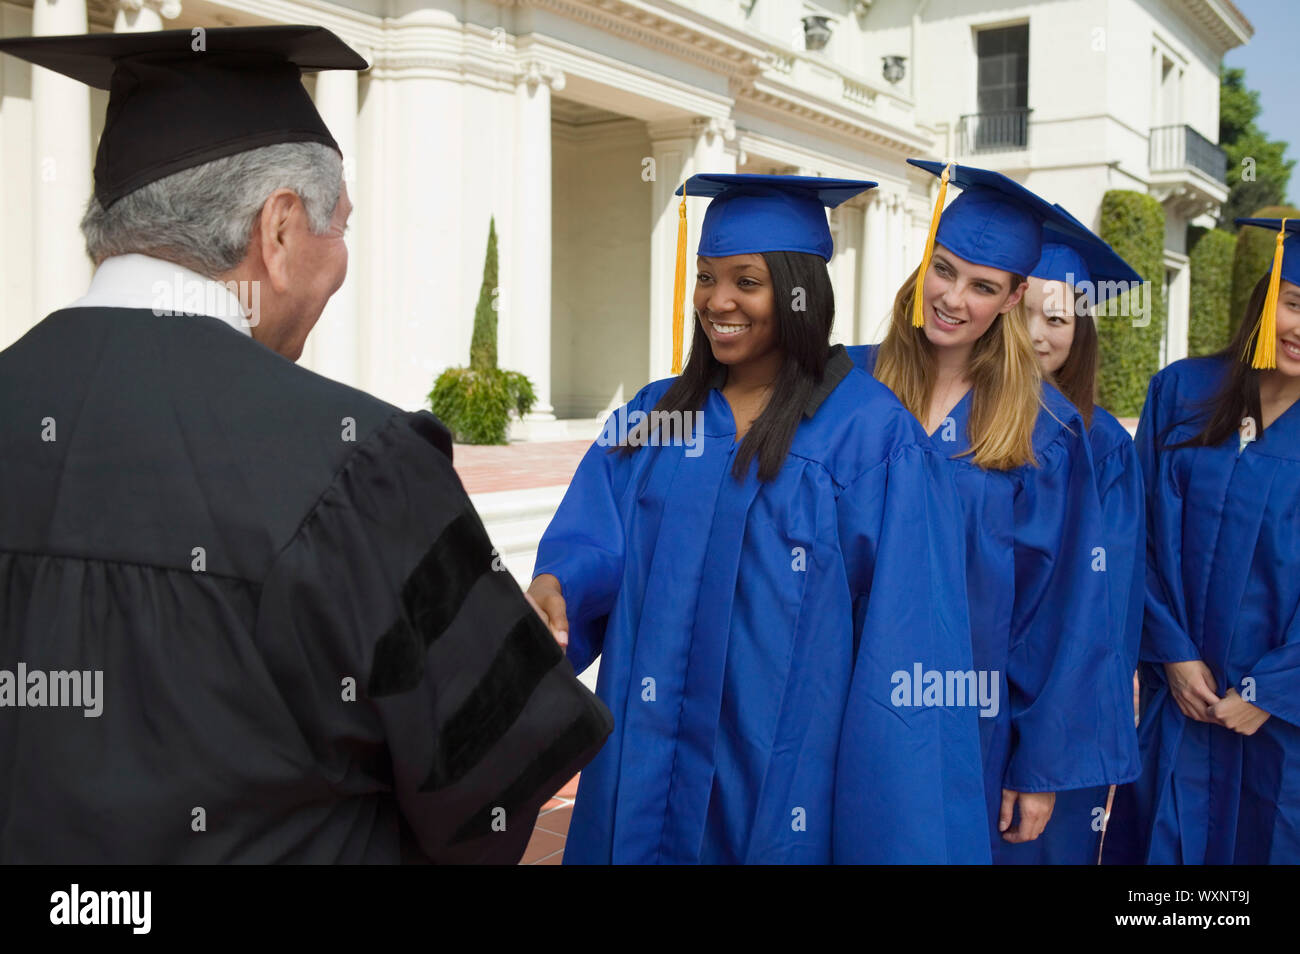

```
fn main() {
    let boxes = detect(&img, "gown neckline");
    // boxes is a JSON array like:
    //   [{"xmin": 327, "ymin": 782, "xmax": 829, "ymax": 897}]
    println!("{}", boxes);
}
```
[{"xmin": 926, "ymin": 387, "xmax": 973, "ymax": 440}]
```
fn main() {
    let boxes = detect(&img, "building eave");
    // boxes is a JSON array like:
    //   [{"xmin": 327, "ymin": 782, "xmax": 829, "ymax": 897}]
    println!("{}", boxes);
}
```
[{"xmin": 1179, "ymin": 0, "xmax": 1254, "ymax": 55}]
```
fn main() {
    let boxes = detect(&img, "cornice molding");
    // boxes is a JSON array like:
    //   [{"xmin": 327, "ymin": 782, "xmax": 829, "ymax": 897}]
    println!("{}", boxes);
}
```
[
  {"xmin": 510, "ymin": 0, "xmax": 760, "ymax": 76},
  {"xmin": 1179, "ymin": 0, "xmax": 1253, "ymax": 55}
]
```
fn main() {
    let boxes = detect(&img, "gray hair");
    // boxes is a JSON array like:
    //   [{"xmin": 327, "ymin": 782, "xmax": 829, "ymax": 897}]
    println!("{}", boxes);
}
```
[{"xmin": 80, "ymin": 141, "xmax": 343, "ymax": 277}]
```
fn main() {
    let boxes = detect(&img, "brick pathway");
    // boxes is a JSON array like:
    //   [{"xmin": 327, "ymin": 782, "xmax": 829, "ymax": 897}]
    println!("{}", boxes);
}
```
[
  {"xmin": 521, "ymin": 774, "xmax": 578, "ymax": 864},
  {"xmin": 452, "ymin": 440, "xmax": 591, "ymax": 495}
]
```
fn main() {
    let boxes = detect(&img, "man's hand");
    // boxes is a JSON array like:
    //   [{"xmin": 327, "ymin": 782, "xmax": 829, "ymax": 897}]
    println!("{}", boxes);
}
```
[
  {"xmin": 1163, "ymin": 659, "xmax": 1221, "ymax": 723},
  {"xmin": 1210, "ymin": 688, "xmax": 1270, "ymax": 736},
  {"xmin": 526, "ymin": 574, "xmax": 568, "ymax": 649},
  {"xmin": 999, "ymin": 790, "xmax": 1055, "ymax": 844}
]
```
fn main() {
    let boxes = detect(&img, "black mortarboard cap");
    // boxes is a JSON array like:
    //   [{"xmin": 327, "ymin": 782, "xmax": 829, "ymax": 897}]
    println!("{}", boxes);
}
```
[{"xmin": 0, "ymin": 25, "xmax": 368, "ymax": 208}]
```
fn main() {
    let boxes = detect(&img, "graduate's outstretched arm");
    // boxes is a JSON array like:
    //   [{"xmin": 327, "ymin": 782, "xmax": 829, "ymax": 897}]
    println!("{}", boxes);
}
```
[
  {"xmin": 532, "ymin": 397, "xmax": 648, "ymax": 673},
  {"xmin": 255, "ymin": 412, "xmax": 613, "ymax": 864},
  {"xmin": 1007, "ymin": 424, "xmax": 1139, "ymax": 794}
]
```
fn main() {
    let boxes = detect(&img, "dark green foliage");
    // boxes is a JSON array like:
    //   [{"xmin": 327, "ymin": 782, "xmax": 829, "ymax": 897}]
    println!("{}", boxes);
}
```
[
  {"xmin": 1219, "ymin": 66, "xmax": 1294, "ymax": 229},
  {"xmin": 1231, "ymin": 205, "xmax": 1300, "ymax": 329},
  {"xmin": 469, "ymin": 218, "xmax": 499, "ymax": 372},
  {"xmin": 1096, "ymin": 190, "xmax": 1166, "ymax": 416},
  {"xmin": 1187, "ymin": 228, "xmax": 1236, "ymax": 356},
  {"xmin": 428, "ymin": 217, "xmax": 536, "ymax": 444},
  {"xmin": 428, "ymin": 366, "xmax": 536, "ymax": 445}
]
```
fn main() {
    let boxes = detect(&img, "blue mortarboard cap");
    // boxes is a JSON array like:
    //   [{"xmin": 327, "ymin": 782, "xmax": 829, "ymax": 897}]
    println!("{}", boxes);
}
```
[
  {"xmin": 1031, "ymin": 244, "xmax": 1091, "ymax": 286},
  {"xmin": 675, "ymin": 173, "xmax": 876, "ymax": 262},
  {"xmin": 1234, "ymin": 217, "xmax": 1300, "ymax": 368},
  {"xmin": 1236, "ymin": 218, "xmax": 1300, "ymax": 287},
  {"xmin": 908, "ymin": 159, "xmax": 1092, "ymax": 277},
  {"xmin": 1030, "ymin": 204, "xmax": 1141, "ymax": 307}
]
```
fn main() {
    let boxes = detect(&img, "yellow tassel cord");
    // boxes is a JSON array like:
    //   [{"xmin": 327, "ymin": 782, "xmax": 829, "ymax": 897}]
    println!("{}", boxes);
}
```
[
  {"xmin": 912, "ymin": 162, "xmax": 952, "ymax": 328},
  {"xmin": 671, "ymin": 187, "xmax": 688, "ymax": 375},
  {"xmin": 1251, "ymin": 218, "xmax": 1288, "ymax": 370}
]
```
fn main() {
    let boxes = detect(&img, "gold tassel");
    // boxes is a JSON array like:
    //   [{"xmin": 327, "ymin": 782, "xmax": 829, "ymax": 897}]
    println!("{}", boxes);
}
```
[
  {"xmin": 912, "ymin": 162, "xmax": 952, "ymax": 328},
  {"xmin": 671, "ymin": 186, "xmax": 688, "ymax": 375},
  {"xmin": 1251, "ymin": 218, "xmax": 1288, "ymax": 370}
]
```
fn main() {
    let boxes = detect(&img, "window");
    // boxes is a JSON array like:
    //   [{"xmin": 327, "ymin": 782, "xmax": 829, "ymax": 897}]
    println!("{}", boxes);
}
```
[{"xmin": 974, "ymin": 24, "xmax": 1029, "ymax": 150}]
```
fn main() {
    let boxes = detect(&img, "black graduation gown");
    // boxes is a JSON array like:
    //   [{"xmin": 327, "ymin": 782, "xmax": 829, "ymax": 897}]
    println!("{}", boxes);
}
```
[{"xmin": 0, "ymin": 306, "xmax": 612, "ymax": 863}]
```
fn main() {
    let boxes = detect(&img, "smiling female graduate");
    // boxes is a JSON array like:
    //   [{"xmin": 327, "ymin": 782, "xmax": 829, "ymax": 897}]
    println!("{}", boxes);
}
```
[
  {"xmin": 846, "ymin": 161, "xmax": 1141, "ymax": 864},
  {"xmin": 1107, "ymin": 218, "xmax": 1300, "ymax": 864},
  {"xmin": 525, "ymin": 173, "xmax": 990, "ymax": 864},
  {"xmin": 1009, "ymin": 219, "xmax": 1146, "ymax": 864}
]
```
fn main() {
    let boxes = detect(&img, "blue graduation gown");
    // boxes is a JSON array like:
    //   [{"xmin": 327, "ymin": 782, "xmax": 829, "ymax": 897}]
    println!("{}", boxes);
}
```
[
  {"xmin": 1109, "ymin": 356, "xmax": 1300, "ymax": 864},
  {"xmin": 534, "ymin": 350, "xmax": 990, "ymax": 864},
  {"xmin": 847, "ymin": 345, "xmax": 1140, "ymax": 864},
  {"xmin": 1015, "ymin": 407, "xmax": 1145, "ymax": 864}
]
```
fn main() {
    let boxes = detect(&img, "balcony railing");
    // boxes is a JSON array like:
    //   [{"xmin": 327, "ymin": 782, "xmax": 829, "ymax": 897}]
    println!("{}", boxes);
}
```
[
  {"xmin": 957, "ymin": 108, "xmax": 1032, "ymax": 154},
  {"xmin": 1149, "ymin": 124, "xmax": 1227, "ymax": 183}
]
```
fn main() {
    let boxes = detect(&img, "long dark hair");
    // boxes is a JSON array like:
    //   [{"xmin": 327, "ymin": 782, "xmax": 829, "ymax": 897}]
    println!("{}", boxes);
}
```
[
  {"xmin": 1048, "ymin": 292, "xmax": 1098, "ymax": 429},
  {"xmin": 1169, "ymin": 272, "xmax": 1271, "ymax": 450},
  {"xmin": 620, "ymin": 249, "xmax": 835, "ymax": 482}
]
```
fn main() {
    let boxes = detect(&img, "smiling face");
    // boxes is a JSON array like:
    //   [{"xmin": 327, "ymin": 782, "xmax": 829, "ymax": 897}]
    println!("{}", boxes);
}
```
[
  {"xmin": 1271, "ymin": 279, "xmax": 1300, "ymax": 376},
  {"xmin": 1023, "ymin": 277, "xmax": 1077, "ymax": 377},
  {"xmin": 694, "ymin": 253, "xmax": 780, "ymax": 369},
  {"xmin": 920, "ymin": 245, "xmax": 1027, "ymax": 358}
]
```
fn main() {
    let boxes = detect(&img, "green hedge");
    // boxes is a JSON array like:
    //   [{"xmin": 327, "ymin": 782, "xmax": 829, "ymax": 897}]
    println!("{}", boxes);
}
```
[
  {"xmin": 429, "ymin": 367, "xmax": 536, "ymax": 445},
  {"xmin": 1231, "ymin": 205, "xmax": 1300, "ymax": 330},
  {"xmin": 1096, "ymin": 190, "xmax": 1166, "ymax": 416},
  {"xmin": 1187, "ymin": 228, "xmax": 1237, "ymax": 356}
]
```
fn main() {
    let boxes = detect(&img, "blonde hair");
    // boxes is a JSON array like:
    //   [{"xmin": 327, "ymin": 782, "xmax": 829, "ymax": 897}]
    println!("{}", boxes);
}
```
[{"xmin": 874, "ymin": 267, "xmax": 1044, "ymax": 470}]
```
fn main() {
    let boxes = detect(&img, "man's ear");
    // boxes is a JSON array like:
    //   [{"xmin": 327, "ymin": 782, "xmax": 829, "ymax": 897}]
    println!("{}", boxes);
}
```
[
  {"xmin": 257, "ymin": 188, "xmax": 301, "ymax": 295},
  {"xmin": 1002, "ymin": 279, "xmax": 1028, "ymax": 314}
]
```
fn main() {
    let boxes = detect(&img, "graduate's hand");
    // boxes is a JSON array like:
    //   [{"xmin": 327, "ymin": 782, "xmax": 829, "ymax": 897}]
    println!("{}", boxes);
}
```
[
  {"xmin": 1210, "ymin": 688, "xmax": 1271, "ymax": 735},
  {"xmin": 999, "ymin": 789, "xmax": 1055, "ymax": 843},
  {"xmin": 526, "ymin": 574, "xmax": 569, "ymax": 649},
  {"xmin": 1163, "ymin": 659, "xmax": 1221, "ymax": 723}
]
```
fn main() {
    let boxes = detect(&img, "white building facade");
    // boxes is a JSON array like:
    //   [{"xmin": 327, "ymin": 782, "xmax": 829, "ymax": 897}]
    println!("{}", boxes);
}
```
[{"xmin": 0, "ymin": 0, "xmax": 1252, "ymax": 420}]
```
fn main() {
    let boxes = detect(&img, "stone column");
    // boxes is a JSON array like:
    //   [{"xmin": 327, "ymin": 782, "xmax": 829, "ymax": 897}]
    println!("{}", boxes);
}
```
[
  {"xmin": 31, "ymin": 0, "xmax": 93, "ymax": 319},
  {"xmin": 887, "ymin": 192, "xmax": 907, "ymax": 300},
  {"xmin": 511, "ymin": 61, "xmax": 563, "ymax": 420},
  {"xmin": 113, "ymin": 0, "xmax": 180, "ymax": 32},
  {"xmin": 859, "ymin": 191, "xmax": 888, "ymax": 343}
]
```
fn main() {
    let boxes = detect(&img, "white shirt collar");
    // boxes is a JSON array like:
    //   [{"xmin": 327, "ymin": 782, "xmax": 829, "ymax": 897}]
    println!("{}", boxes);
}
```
[{"xmin": 65, "ymin": 253, "xmax": 253, "ymax": 337}]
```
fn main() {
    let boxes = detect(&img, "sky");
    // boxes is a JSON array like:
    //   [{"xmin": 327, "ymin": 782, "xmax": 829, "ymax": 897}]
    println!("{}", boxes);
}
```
[{"xmin": 1223, "ymin": 0, "xmax": 1300, "ymax": 205}]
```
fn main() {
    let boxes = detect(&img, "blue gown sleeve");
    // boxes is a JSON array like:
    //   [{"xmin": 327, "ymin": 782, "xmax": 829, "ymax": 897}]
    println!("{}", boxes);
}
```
[
  {"xmin": 532, "ymin": 391, "xmax": 651, "ymax": 674},
  {"xmin": 1242, "ymin": 605, "xmax": 1300, "ymax": 727},
  {"xmin": 1134, "ymin": 374, "xmax": 1202, "ymax": 664},
  {"xmin": 1005, "ymin": 423, "xmax": 1140, "ymax": 791},
  {"xmin": 833, "ymin": 442, "xmax": 990, "ymax": 863},
  {"xmin": 1095, "ymin": 431, "xmax": 1146, "ymax": 680}
]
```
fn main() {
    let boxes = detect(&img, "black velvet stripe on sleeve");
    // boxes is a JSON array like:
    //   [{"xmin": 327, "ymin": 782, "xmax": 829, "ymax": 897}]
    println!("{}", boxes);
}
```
[
  {"xmin": 367, "ymin": 509, "xmax": 493, "ymax": 698},
  {"xmin": 447, "ymin": 704, "xmax": 614, "ymax": 847},
  {"xmin": 420, "ymin": 613, "xmax": 563, "ymax": 791}
]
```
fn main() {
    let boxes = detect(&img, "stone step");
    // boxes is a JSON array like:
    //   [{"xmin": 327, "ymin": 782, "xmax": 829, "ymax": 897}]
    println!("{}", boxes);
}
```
[{"xmin": 471, "ymin": 485, "xmax": 567, "ymax": 587}]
